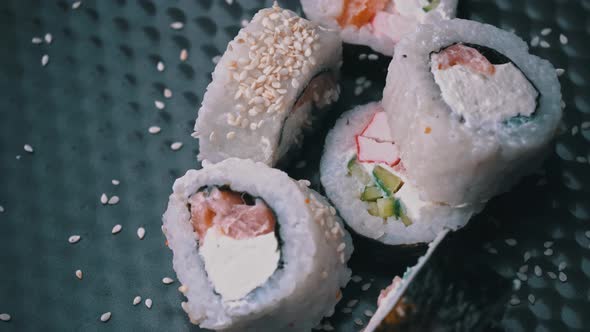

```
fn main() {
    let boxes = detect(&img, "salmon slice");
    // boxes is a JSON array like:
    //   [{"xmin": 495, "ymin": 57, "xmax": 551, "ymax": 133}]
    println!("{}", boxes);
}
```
[
  {"xmin": 337, "ymin": 0, "xmax": 389, "ymax": 28},
  {"xmin": 434, "ymin": 44, "xmax": 495, "ymax": 76},
  {"xmin": 189, "ymin": 187, "xmax": 276, "ymax": 243}
]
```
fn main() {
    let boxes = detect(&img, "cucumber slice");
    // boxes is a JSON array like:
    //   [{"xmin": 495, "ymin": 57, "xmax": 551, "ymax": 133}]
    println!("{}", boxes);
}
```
[
  {"xmin": 423, "ymin": 0, "xmax": 440, "ymax": 12},
  {"xmin": 373, "ymin": 165, "xmax": 403, "ymax": 196},
  {"xmin": 367, "ymin": 202, "xmax": 380, "ymax": 216},
  {"xmin": 376, "ymin": 197, "xmax": 395, "ymax": 218},
  {"xmin": 393, "ymin": 198, "xmax": 413, "ymax": 226},
  {"xmin": 347, "ymin": 157, "xmax": 371, "ymax": 185},
  {"xmin": 361, "ymin": 186, "xmax": 383, "ymax": 202}
]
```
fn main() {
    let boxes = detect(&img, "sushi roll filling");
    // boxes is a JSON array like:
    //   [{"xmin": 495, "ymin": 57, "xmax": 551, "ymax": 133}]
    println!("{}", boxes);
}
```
[
  {"xmin": 430, "ymin": 43, "xmax": 539, "ymax": 128},
  {"xmin": 337, "ymin": 0, "xmax": 441, "ymax": 28},
  {"xmin": 188, "ymin": 186, "xmax": 281, "ymax": 301}
]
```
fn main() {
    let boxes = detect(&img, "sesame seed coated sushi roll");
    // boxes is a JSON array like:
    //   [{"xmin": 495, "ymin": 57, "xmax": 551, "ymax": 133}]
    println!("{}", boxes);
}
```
[
  {"xmin": 320, "ymin": 103, "xmax": 483, "ymax": 245},
  {"xmin": 162, "ymin": 158, "xmax": 353, "ymax": 331},
  {"xmin": 383, "ymin": 19, "xmax": 562, "ymax": 206},
  {"xmin": 301, "ymin": 0, "xmax": 457, "ymax": 55},
  {"xmin": 195, "ymin": 4, "xmax": 342, "ymax": 166}
]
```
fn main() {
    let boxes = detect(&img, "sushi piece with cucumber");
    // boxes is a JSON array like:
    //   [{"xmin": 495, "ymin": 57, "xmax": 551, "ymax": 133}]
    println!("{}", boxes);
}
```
[
  {"xmin": 195, "ymin": 3, "xmax": 341, "ymax": 167},
  {"xmin": 383, "ymin": 19, "xmax": 562, "ymax": 206},
  {"xmin": 162, "ymin": 158, "xmax": 353, "ymax": 331},
  {"xmin": 301, "ymin": 0, "xmax": 457, "ymax": 55},
  {"xmin": 320, "ymin": 102, "xmax": 483, "ymax": 245}
]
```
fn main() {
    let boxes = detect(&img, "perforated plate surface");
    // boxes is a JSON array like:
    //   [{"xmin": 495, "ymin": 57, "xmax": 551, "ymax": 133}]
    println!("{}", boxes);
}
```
[{"xmin": 0, "ymin": 0, "xmax": 588, "ymax": 331}]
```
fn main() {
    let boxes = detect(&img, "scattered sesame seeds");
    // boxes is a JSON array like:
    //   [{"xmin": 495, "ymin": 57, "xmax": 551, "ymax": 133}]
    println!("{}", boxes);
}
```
[
  {"xmin": 148, "ymin": 126, "xmax": 161, "ymax": 134},
  {"xmin": 112, "ymin": 179, "xmax": 120, "ymax": 185},
  {"xmin": 180, "ymin": 49, "xmax": 188, "ymax": 61},
  {"xmin": 505, "ymin": 238, "xmax": 517, "ymax": 246},
  {"xmin": 111, "ymin": 224, "xmax": 122, "ymax": 234},
  {"xmin": 137, "ymin": 227, "xmax": 145, "ymax": 240},
  {"xmin": 100, "ymin": 312, "xmax": 111, "ymax": 322},
  {"xmin": 44, "ymin": 33, "xmax": 53, "ymax": 44},
  {"xmin": 540, "ymin": 41, "xmax": 550, "ymax": 48},
  {"xmin": 558, "ymin": 271, "xmax": 567, "ymax": 282},
  {"xmin": 354, "ymin": 318, "xmax": 364, "ymax": 326},
  {"xmin": 162, "ymin": 277, "xmax": 174, "ymax": 285},
  {"xmin": 346, "ymin": 299, "xmax": 359, "ymax": 307},
  {"xmin": 556, "ymin": 68, "xmax": 565, "ymax": 76},
  {"xmin": 534, "ymin": 265, "xmax": 542, "ymax": 277},
  {"xmin": 154, "ymin": 100, "xmax": 165, "ymax": 110},
  {"xmin": 226, "ymin": 131, "xmax": 236, "ymax": 140},
  {"xmin": 351, "ymin": 275, "xmax": 362, "ymax": 283},
  {"xmin": 72, "ymin": 1, "xmax": 82, "ymax": 9},
  {"xmin": 156, "ymin": 61, "xmax": 165, "ymax": 72},
  {"xmin": 0, "ymin": 313, "xmax": 11, "ymax": 322},
  {"xmin": 41, "ymin": 54, "xmax": 49, "ymax": 66},
  {"xmin": 100, "ymin": 193, "xmax": 108, "ymax": 205},
  {"xmin": 541, "ymin": 28, "xmax": 552, "ymax": 36},
  {"xmin": 361, "ymin": 283, "xmax": 371, "ymax": 291},
  {"xmin": 547, "ymin": 271, "xmax": 557, "ymax": 279},
  {"xmin": 68, "ymin": 235, "xmax": 81, "ymax": 244},
  {"xmin": 107, "ymin": 196, "xmax": 119, "ymax": 205},
  {"xmin": 558, "ymin": 261, "xmax": 567, "ymax": 271},
  {"xmin": 559, "ymin": 34, "xmax": 568, "ymax": 45},
  {"xmin": 24, "ymin": 144, "xmax": 34, "ymax": 153},
  {"xmin": 170, "ymin": 22, "xmax": 184, "ymax": 30},
  {"xmin": 528, "ymin": 294, "xmax": 536, "ymax": 304},
  {"xmin": 75, "ymin": 269, "xmax": 83, "ymax": 279},
  {"xmin": 170, "ymin": 142, "xmax": 183, "ymax": 151},
  {"xmin": 163, "ymin": 88, "xmax": 172, "ymax": 98},
  {"xmin": 509, "ymin": 296, "xmax": 520, "ymax": 305},
  {"xmin": 368, "ymin": 54, "xmax": 379, "ymax": 61},
  {"xmin": 364, "ymin": 310, "xmax": 374, "ymax": 317},
  {"xmin": 544, "ymin": 241, "xmax": 553, "ymax": 248},
  {"xmin": 133, "ymin": 296, "xmax": 142, "ymax": 306},
  {"xmin": 32, "ymin": 36, "xmax": 43, "ymax": 44},
  {"xmin": 145, "ymin": 298, "xmax": 153, "ymax": 309},
  {"xmin": 530, "ymin": 36, "xmax": 540, "ymax": 47},
  {"xmin": 544, "ymin": 248, "xmax": 553, "ymax": 256}
]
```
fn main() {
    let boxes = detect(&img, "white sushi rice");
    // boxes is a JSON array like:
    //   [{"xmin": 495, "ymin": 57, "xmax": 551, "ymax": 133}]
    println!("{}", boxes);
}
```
[
  {"xmin": 382, "ymin": 19, "xmax": 562, "ymax": 205},
  {"xmin": 195, "ymin": 5, "xmax": 342, "ymax": 166},
  {"xmin": 301, "ymin": 0, "xmax": 458, "ymax": 55},
  {"xmin": 162, "ymin": 158, "xmax": 353, "ymax": 331},
  {"xmin": 320, "ymin": 103, "xmax": 482, "ymax": 245}
]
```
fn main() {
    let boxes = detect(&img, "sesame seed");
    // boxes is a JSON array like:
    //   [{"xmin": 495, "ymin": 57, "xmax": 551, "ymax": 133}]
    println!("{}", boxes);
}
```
[
  {"xmin": 559, "ymin": 34, "xmax": 568, "ymax": 45},
  {"xmin": 517, "ymin": 272, "xmax": 528, "ymax": 281},
  {"xmin": 336, "ymin": 243, "xmax": 345, "ymax": 252},
  {"xmin": 68, "ymin": 235, "xmax": 81, "ymax": 244},
  {"xmin": 170, "ymin": 142, "xmax": 183, "ymax": 151},
  {"xmin": 100, "ymin": 193, "xmax": 108, "ymax": 205},
  {"xmin": 534, "ymin": 265, "xmax": 542, "ymax": 277},
  {"xmin": 528, "ymin": 294, "xmax": 536, "ymax": 304},
  {"xmin": 355, "ymin": 76, "xmax": 366, "ymax": 85},
  {"xmin": 530, "ymin": 36, "xmax": 540, "ymax": 47},
  {"xmin": 111, "ymin": 224, "xmax": 122, "ymax": 234},
  {"xmin": 23, "ymin": 144, "xmax": 34, "ymax": 153},
  {"xmin": 505, "ymin": 238, "xmax": 517, "ymax": 246},
  {"xmin": 148, "ymin": 126, "xmax": 161, "ymax": 134},
  {"xmin": 170, "ymin": 22, "xmax": 184, "ymax": 30},
  {"xmin": 145, "ymin": 298, "xmax": 153, "ymax": 309},
  {"xmin": 341, "ymin": 307, "xmax": 352, "ymax": 314},
  {"xmin": 351, "ymin": 275, "xmax": 362, "ymax": 283},
  {"xmin": 543, "ymin": 241, "xmax": 553, "ymax": 248},
  {"xmin": 133, "ymin": 296, "xmax": 142, "ymax": 305},
  {"xmin": 358, "ymin": 53, "xmax": 367, "ymax": 60},
  {"xmin": 226, "ymin": 131, "xmax": 236, "ymax": 140},
  {"xmin": 209, "ymin": 131, "xmax": 216, "ymax": 141},
  {"xmin": 354, "ymin": 86, "xmax": 363, "ymax": 96},
  {"xmin": 241, "ymin": 19, "xmax": 248, "ymax": 27},
  {"xmin": 291, "ymin": 78, "xmax": 300, "ymax": 89},
  {"xmin": 156, "ymin": 61, "xmax": 165, "ymax": 71},
  {"xmin": 346, "ymin": 299, "xmax": 358, "ymax": 307},
  {"xmin": 547, "ymin": 271, "xmax": 557, "ymax": 279},
  {"xmin": 107, "ymin": 196, "xmax": 119, "ymax": 205},
  {"xmin": 100, "ymin": 312, "xmax": 111, "ymax": 322},
  {"xmin": 524, "ymin": 251, "xmax": 531, "ymax": 262},
  {"xmin": 178, "ymin": 285, "xmax": 188, "ymax": 293},
  {"xmin": 154, "ymin": 100, "xmax": 165, "ymax": 110},
  {"xmin": 519, "ymin": 265, "xmax": 529, "ymax": 273},
  {"xmin": 75, "ymin": 269, "xmax": 83, "ymax": 279},
  {"xmin": 111, "ymin": 179, "xmax": 120, "ymax": 185},
  {"xmin": 361, "ymin": 283, "xmax": 371, "ymax": 291},
  {"xmin": 513, "ymin": 279, "xmax": 521, "ymax": 290},
  {"xmin": 225, "ymin": 0, "xmax": 233, "ymax": 4},
  {"xmin": 72, "ymin": 1, "xmax": 82, "ymax": 9},
  {"xmin": 32, "ymin": 36, "xmax": 43, "ymax": 44},
  {"xmin": 576, "ymin": 156, "xmax": 587, "ymax": 163},
  {"xmin": 364, "ymin": 310, "xmax": 374, "ymax": 317},
  {"xmin": 180, "ymin": 49, "xmax": 188, "ymax": 61},
  {"xmin": 556, "ymin": 68, "xmax": 565, "ymax": 76},
  {"xmin": 212, "ymin": 55, "xmax": 221, "ymax": 64},
  {"xmin": 137, "ymin": 227, "xmax": 145, "ymax": 240},
  {"xmin": 0, "ymin": 313, "xmax": 11, "ymax": 322},
  {"xmin": 487, "ymin": 247, "xmax": 498, "ymax": 254},
  {"xmin": 541, "ymin": 28, "xmax": 552, "ymax": 36},
  {"xmin": 163, "ymin": 88, "xmax": 172, "ymax": 98},
  {"xmin": 368, "ymin": 54, "xmax": 378, "ymax": 60},
  {"xmin": 509, "ymin": 296, "xmax": 520, "ymax": 305},
  {"xmin": 44, "ymin": 33, "xmax": 52, "ymax": 44},
  {"xmin": 558, "ymin": 272, "xmax": 567, "ymax": 282},
  {"xmin": 41, "ymin": 54, "xmax": 49, "ymax": 66},
  {"xmin": 558, "ymin": 261, "xmax": 567, "ymax": 271},
  {"xmin": 0, "ymin": 206, "xmax": 4, "ymax": 213},
  {"xmin": 162, "ymin": 277, "xmax": 174, "ymax": 285},
  {"xmin": 544, "ymin": 248, "xmax": 553, "ymax": 256},
  {"xmin": 540, "ymin": 41, "xmax": 550, "ymax": 48},
  {"xmin": 354, "ymin": 318, "xmax": 364, "ymax": 326}
]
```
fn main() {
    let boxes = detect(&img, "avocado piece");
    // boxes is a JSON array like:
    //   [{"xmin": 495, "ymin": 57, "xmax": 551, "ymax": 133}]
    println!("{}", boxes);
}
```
[
  {"xmin": 423, "ymin": 0, "xmax": 440, "ymax": 12},
  {"xmin": 373, "ymin": 165, "xmax": 404, "ymax": 196},
  {"xmin": 361, "ymin": 186, "xmax": 383, "ymax": 202},
  {"xmin": 367, "ymin": 202, "xmax": 380, "ymax": 216},
  {"xmin": 376, "ymin": 197, "xmax": 395, "ymax": 218},
  {"xmin": 347, "ymin": 157, "xmax": 371, "ymax": 185}
]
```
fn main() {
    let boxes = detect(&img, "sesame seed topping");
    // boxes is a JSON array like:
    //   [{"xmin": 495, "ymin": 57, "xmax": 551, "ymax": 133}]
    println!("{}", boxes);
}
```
[
  {"xmin": 558, "ymin": 261, "xmax": 567, "ymax": 271},
  {"xmin": 540, "ymin": 41, "xmax": 550, "ymax": 48},
  {"xmin": 368, "ymin": 54, "xmax": 378, "ymax": 60},
  {"xmin": 178, "ymin": 285, "xmax": 188, "ymax": 294},
  {"xmin": 543, "ymin": 241, "xmax": 553, "ymax": 248},
  {"xmin": 145, "ymin": 298, "xmax": 153, "ymax": 309},
  {"xmin": 556, "ymin": 68, "xmax": 565, "ymax": 76},
  {"xmin": 24, "ymin": 144, "xmax": 34, "ymax": 153},
  {"xmin": 347, "ymin": 299, "xmax": 358, "ymax": 307},
  {"xmin": 523, "ymin": 251, "xmax": 531, "ymax": 262},
  {"xmin": 509, "ymin": 296, "xmax": 520, "ymax": 305},
  {"xmin": 209, "ymin": 131, "xmax": 216, "ymax": 141},
  {"xmin": 170, "ymin": 142, "xmax": 183, "ymax": 151},
  {"xmin": 100, "ymin": 312, "xmax": 111, "ymax": 322},
  {"xmin": 180, "ymin": 49, "xmax": 188, "ymax": 61},
  {"xmin": 541, "ymin": 28, "xmax": 552, "ymax": 36},
  {"xmin": 517, "ymin": 272, "xmax": 527, "ymax": 281},
  {"xmin": 107, "ymin": 196, "xmax": 119, "ymax": 205},
  {"xmin": 111, "ymin": 179, "xmax": 120, "ymax": 185},
  {"xmin": 530, "ymin": 36, "xmax": 540, "ymax": 47},
  {"xmin": 558, "ymin": 272, "xmax": 567, "ymax": 282},
  {"xmin": 137, "ymin": 227, "xmax": 145, "ymax": 240},
  {"xmin": 75, "ymin": 269, "xmax": 83, "ymax": 279},
  {"xmin": 341, "ymin": 307, "xmax": 352, "ymax": 314},
  {"xmin": 364, "ymin": 310, "xmax": 374, "ymax": 317},
  {"xmin": 0, "ymin": 313, "xmax": 11, "ymax": 322},
  {"xmin": 534, "ymin": 265, "xmax": 542, "ymax": 276},
  {"xmin": 547, "ymin": 271, "xmax": 557, "ymax": 279},
  {"xmin": 154, "ymin": 100, "xmax": 165, "ymax": 110},
  {"xmin": 336, "ymin": 243, "xmax": 345, "ymax": 252},
  {"xmin": 354, "ymin": 318, "xmax": 364, "ymax": 326},
  {"xmin": 528, "ymin": 294, "xmax": 535, "ymax": 304},
  {"xmin": 44, "ymin": 33, "xmax": 53, "ymax": 44},
  {"xmin": 544, "ymin": 248, "xmax": 553, "ymax": 256},
  {"xmin": 358, "ymin": 53, "xmax": 367, "ymax": 60},
  {"xmin": 148, "ymin": 126, "xmax": 161, "ymax": 134},
  {"xmin": 41, "ymin": 54, "xmax": 49, "ymax": 66},
  {"xmin": 133, "ymin": 296, "xmax": 142, "ymax": 305},
  {"xmin": 156, "ymin": 61, "xmax": 165, "ymax": 72},
  {"xmin": 505, "ymin": 238, "xmax": 517, "ymax": 246},
  {"xmin": 519, "ymin": 265, "xmax": 529, "ymax": 273},
  {"xmin": 351, "ymin": 275, "xmax": 362, "ymax": 283},
  {"xmin": 226, "ymin": 131, "xmax": 236, "ymax": 140},
  {"xmin": 111, "ymin": 224, "xmax": 122, "ymax": 234},
  {"xmin": 0, "ymin": 206, "xmax": 4, "ymax": 213},
  {"xmin": 170, "ymin": 22, "xmax": 184, "ymax": 30},
  {"xmin": 32, "ymin": 36, "xmax": 43, "ymax": 44},
  {"xmin": 361, "ymin": 283, "xmax": 371, "ymax": 291},
  {"xmin": 162, "ymin": 277, "xmax": 174, "ymax": 285},
  {"xmin": 163, "ymin": 88, "xmax": 172, "ymax": 98},
  {"xmin": 559, "ymin": 34, "xmax": 568, "ymax": 45},
  {"xmin": 72, "ymin": 1, "xmax": 82, "ymax": 9},
  {"xmin": 68, "ymin": 235, "xmax": 81, "ymax": 244}
]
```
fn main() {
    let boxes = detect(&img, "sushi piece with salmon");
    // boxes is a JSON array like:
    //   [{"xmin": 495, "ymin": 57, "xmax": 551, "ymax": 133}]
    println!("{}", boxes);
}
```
[
  {"xmin": 301, "ymin": 0, "xmax": 457, "ymax": 55},
  {"xmin": 162, "ymin": 158, "xmax": 353, "ymax": 331},
  {"xmin": 320, "ymin": 102, "xmax": 483, "ymax": 245},
  {"xmin": 382, "ymin": 19, "xmax": 562, "ymax": 206},
  {"xmin": 195, "ymin": 3, "xmax": 341, "ymax": 167}
]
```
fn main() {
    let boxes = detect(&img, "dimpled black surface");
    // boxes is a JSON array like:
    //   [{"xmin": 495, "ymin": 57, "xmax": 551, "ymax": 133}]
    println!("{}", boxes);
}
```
[{"xmin": 0, "ymin": 0, "xmax": 588, "ymax": 331}]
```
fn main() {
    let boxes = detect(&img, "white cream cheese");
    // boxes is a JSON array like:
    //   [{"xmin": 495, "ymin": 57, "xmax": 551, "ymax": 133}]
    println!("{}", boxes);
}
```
[
  {"xmin": 200, "ymin": 227, "xmax": 280, "ymax": 301},
  {"xmin": 431, "ymin": 61, "xmax": 538, "ymax": 128}
]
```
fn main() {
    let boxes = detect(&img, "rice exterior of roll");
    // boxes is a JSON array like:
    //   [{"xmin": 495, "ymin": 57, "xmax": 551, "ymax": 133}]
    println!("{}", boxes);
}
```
[
  {"xmin": 382, "ymin": 19, "xmax": 562, "ymax": 206},
  {"xmin": 162, "ymin": 158, "xmax": 353, "ymax": 331},
  {"xmin": 195, "ymin": 4, "xmax": 341, "ymax": 166},
  {"xmin": 320, "ymin": 102, "xmax": 483, "ymax": 245},
  {"xmin": 301, "ymin": 0, "xmax": 457, "ymax": 55}
]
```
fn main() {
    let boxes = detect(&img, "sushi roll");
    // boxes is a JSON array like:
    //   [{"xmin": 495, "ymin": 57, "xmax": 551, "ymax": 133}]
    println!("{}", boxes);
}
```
[
  {"xmin": 195, "ymin": 4, "xmax": 342, "ymax": 166},
  {"xmin": 301, "ymin": 0, "xmax": 457, "ymax": 55},
  {"xmin": 383, "ymin": 19, "xmax": 562, "ymax": 206},
  {"xmin": 162, "ymin": 158, "xmax": 353, "ymax": 331},
  {"xmin": 320, "ymin": 102, "xmax": 483, "ymax": 245}
]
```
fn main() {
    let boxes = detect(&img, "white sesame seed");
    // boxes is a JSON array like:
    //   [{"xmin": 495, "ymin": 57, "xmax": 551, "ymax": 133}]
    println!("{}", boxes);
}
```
[
  {"xmin": 225, "ymin": 0, "xmax": 233, "ymax": 5},
  {"xmin": 209, "ymin": 131, "xmax": 216, "ymax": 141},
  {"xmin": 180, "ymin": 49, "xmax": 188, "ymax": 61},
  {"xmin": 100, "ymin": 312, "xmax": 111, "ymax": 322},
  {"xmin": 32, "ymin": 36, "xmax": 43, "ymax": 44},
  {"xmin": 513, "ymin": 279, "xmax": 521, "ymax": 290},
  {"xmin": 44, "ymin": 33, "xmax": 52, "ymax": 44},
  {"xmin": 368, "ymin": 54, "xmax": 378, "ymax": 60},
  {"xmin": 133, "ymin": 296, "xmax": 141, "ymax": 306},
  {"xmin": 154, "ymin": 100, "xmax": 165, "ymax": 110},
  {"xmin": 559, "ymin": 34, "xmax": 568, "ymax": 45},
  {"xmin": 100, "ymin": 193, "xmax": 108, "ymax": 205},
  {"xmin": 241, "ymin": 19, "xmax": 248, "ymax": 27},
  {"xmin": 544, "ymin": 241, "xmax": 553, "ymax": 248},
  {"xmin": 111, "ymin": 179, "xmax": 120, "ymax": 185},
  {"xmin": 530, "ymin": 36, "xmax": 540, "ymax": 47},
  {"xmin": 323, "ymin": 323, "xmax": 334, "ymax": 331},
  {"xmin": 364, "ymin": 310, "xmax": 374, "ymax": 317},
  {"xmin": 170, "ymin": 142, "xmax": 183, "ymax": 151},
  {"xmin": 351, "ymin": 275, "xmax": 362, "ymax": 283},
  {"xmin": 178, "ymin": 285, "xmax": 188, "ymax": 294},
  {"xmin": 148, "ymin": 126, "xmax": 161, "ymax": 134},
  {"xmin": 556, "ymin": 68, "xmax": 565, "ymax": 76},
  {"xmin": 355, "ymin": 76, "xmax": 366, "ymax": 85},
  {"xmin": 75, "ymin": 269, "xmax": 83, "ymax": 279},
  {"xmin": 547, "ymin": 271, "xmax": 557, "ymax": 279},
  {"xmin": 509, "ymin": 296, "xmax": 520, "ymax": 305},
  {"xmin": 558, "ymin": 271, "xmax": 567, "ymax": 282},
  {"xmin": 354, "ymin": 318, "xmax": 364, "ymax": 326},
  {"xmin": 558, "ymin": 262, "xmax": 567, "ymax": 271},
  {"xmin": 361, "ymin": 283, "xmax": 371, "ymax": 291},
  {"xmin": 137, "ymin": 227, "xmax": 145, "ymax": 240},
  {"xmin": 534, "ymin": 265, "xmax": 542, "ymax": 277},
  {"xmin": 23, "ymin": 144, "xmax": 34, "ymax": 153},
  {"xmin": 505, "ymin": 238, "xmax": 517, "ymax": 246},
  {"xmin": 524, "ymin": 251, "xmax": 531, "ymax": 262},
  {"xmin": 111, "ymin": 224, "xmax": 122, "ymax": 234},
  {"xmin": 41, "ymin": 54, "xmax": 49, "ymax": 66},
  {"xmin": 347, "ymin": 299, "xmax": 358, "ymax": 307},
  {"xmin": 68, "ymin": 235, "xmax": 81, "ymax": 244},
  {"xmin": 354, "ymin": 86, "xmax": 363, "ymax": 96},
  {"xmin": 170, "ymin": 22, "xmax": 184, "ymax": 30},
  {"xmin": 544, "ymin": 248, "xmax": 553, "ymax": 256},
  {"xmin": 341, "ymin": 307, "xmax": 352, "ymax": 314},
  {"xmin": 107, "ymin": 196, "xmax": 119, "ymax": 205},
  {"xmin": 162, "ymin": 277, "xmax": 174, "ymax": 285},
  {"xmin": 358, "ymin": 53, "xmax": 367, "ymax": 60},
  {"xmin": 540, "ymin": 41, "xmax": 550, "ymax": 48},
  {"xmin": 541, "ymin": 28, "xmax": 552, "ymax": 36},
  {"xmin": 212, "ymin": 55, "xmax": 221, "ymax": 64},
  {"xmin": 163, "ymin": 88, "xmax": 172, "ymax": 99},
  {"xmin": 528, "ymin": 294, "xmax": 536, "ymax": 304},
  {"xmin": 0, "ymin": 206, "xmax": 4, "ymax": 213},
  {"xmin": 145, "ymin": 298, "xmax": 153, "ymax": 309},
  {"xmin": 0, "ymin": 313, "xmax": 11, "ymax": 322},
  {"xmin": 16, "ymin": 155, "xmax": 21, "ymax": 160},
  {"xmin": 226, "ymin": 131, "xmax": 236, "ymax": 140},
  {"xmin": 156, "ymin": 61, "xmax": 165, "ymax": 72},
  {"xmin": 72, "ymin": 1, "xmax": 82, "ymax": 9},
  {"xmin": 517, "ymin": 272, "xmax": 528, "ymax": 281}
]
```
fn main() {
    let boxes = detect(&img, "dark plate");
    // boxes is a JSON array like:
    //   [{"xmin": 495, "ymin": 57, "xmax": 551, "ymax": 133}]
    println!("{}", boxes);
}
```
[{"xmin": 0, "ymin": 0, "xmax": 588, "ymax": 331}]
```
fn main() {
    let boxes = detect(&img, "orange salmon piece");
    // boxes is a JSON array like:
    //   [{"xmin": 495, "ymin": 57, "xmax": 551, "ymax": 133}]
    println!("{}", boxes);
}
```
[
  {"xmin": 435, "ymin": 44, "xmax": 495, "ymax": 76},
  {"xmin": 337, "ymin": 0, "xmax": 389, "ymax": 28}
]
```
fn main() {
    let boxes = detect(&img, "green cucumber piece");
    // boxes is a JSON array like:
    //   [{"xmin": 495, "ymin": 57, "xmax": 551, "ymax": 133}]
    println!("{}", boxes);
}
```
[
  {"xmin": 360, "ymin": 186, "xmax": 383, "ymax": 202},
  {"xmin": 367, "ymin": 202, "xmax": 380, "ymax": 216},
  {"xmin": 347, "ymin": 157, "xmax": 371, "ymax": 185},
  {"xmin": 423, "ymin": 0, "xmax": 440, "ymax": 12},
  {"xmin": 376, "ymin": 197, "xmax": 395, "ymax": 218},
  {"xmin": 393, "ymin": 198, "xmax": 413, "ymax": 227},
  {"xmin": 373, "ymin": 165, "xmax": 403, "ymax": 196}
]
